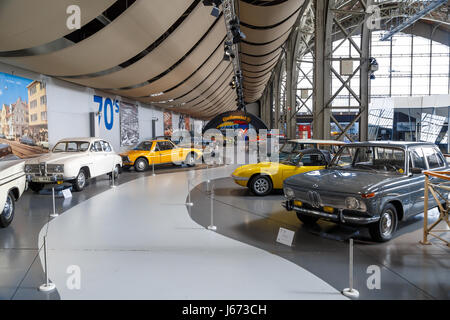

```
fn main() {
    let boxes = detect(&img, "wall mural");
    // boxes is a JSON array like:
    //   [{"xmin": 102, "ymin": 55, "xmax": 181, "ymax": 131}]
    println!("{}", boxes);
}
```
[
  {"xmin": 163, "ymin": 111, "xmax": 173, "ymax": 136},
  {"xmin": 120, "ymin": 101, "xmax": 139, "ymax": 146},
  {"xmin": 0, "ymin": 72, "xmax": 49, "ymax": 159}
]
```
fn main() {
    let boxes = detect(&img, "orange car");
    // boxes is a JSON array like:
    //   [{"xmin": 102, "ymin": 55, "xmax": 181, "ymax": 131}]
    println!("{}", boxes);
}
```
[{"xmin": 120, "ymin": 139, "xmax": 203, "ymax": 172}]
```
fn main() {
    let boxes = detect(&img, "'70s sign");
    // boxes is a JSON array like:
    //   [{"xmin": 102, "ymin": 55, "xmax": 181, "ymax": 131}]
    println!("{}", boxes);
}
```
[{"xmin": 93, "ymin": 95, "xmax": 120, "ymax": 131}]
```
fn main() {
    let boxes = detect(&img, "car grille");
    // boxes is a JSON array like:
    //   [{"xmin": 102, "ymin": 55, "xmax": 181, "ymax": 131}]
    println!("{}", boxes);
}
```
[{"xmin": 122, "ymin": 156, "xmax": 130, "ymax": 162}]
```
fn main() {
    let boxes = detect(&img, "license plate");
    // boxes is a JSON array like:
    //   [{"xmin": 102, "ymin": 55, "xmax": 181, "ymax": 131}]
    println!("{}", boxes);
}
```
[{"xmin": 32, "ymin": 176, "xmax": 52, "ymax": 182}]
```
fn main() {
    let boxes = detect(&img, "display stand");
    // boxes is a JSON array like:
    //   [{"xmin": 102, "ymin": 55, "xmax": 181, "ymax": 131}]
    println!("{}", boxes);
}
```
[
  {"xmin": 152, "ymin": 161, "xmax": 156, "ymax": 176},
  {"xmin": 421, "ymin": 172, "xmax": 450, "ymax": 247},
  {"xmin": 186, "ymin": 179, "xmax": 193, "ymax": 207},
  {"xmin": 111, "ymin": 165, "xmax": 117, "ymax": 188},
  {"xmin": 50, "ymin": 188, "xmax": 58, "ymax": 218}
]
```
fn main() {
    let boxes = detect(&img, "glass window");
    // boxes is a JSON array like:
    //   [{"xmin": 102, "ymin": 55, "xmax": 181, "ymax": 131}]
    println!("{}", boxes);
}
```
[
  {"xmin": 301, "ymin": 153, "xmax": 327, "ymax": 166},
  {"xmin": 157, "ymin": 141, "xmax": 174, "ymax": 151},
  {"xmin": 410, "ymin": 148, "xmax": 427, "ymax": 170},
  {"xmin": 101, "ymin": 141, "xmax": 112, "ymax": 152},
  {"xmin": 91, "ymin": 141, "xmax": 103, "ymax": 152},
  {"xmin": 52, "ymin": 141, "xmax": 90, "ymax": 153},
  {"xmin": 423, "ymin": 147, "xmax": 443, "ymax": 169}
]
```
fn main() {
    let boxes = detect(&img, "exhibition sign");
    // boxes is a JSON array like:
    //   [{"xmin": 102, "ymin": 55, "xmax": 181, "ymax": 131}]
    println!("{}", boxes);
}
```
[{"xmin": 120, "ymin": 101, "xmax": 139, "ymax": 146}]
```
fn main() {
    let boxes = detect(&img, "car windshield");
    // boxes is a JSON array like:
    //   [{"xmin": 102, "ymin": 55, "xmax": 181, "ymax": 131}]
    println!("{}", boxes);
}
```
[
  {"xmin": 53, "ymin": 141, "xmax": 90, "ymax": 153},
  {"xmin": 281, "ymin": 152, "xmax": 303, "ymax": 166},
  {"xmin": 133, "ymin": 141, "xmax": 153, "ymax": 151},
  {"xmin": 280, "ymin": 142, "xmax": 306, "ymax": 154},
  {"xmin": 330, "ymin": 146, "xmax": 406, "ymax": 174}
]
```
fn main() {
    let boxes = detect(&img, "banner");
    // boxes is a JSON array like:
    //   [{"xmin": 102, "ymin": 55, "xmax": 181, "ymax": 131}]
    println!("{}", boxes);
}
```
[
  {"xmin": 164, "ymin": 111, "xmax": 173, "ymax": 136},
  {"xmin": 120, "ymin": 101, "xmax": 139, "ymax": 146},
  {"xmin": 0, "ymin": 72, "xmax": 49, "ymax": 159}
]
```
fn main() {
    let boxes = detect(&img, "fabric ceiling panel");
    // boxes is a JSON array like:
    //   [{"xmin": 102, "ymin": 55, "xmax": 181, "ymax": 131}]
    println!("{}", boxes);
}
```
[
  {"xmin": 191, "ymin": 89, "xmax": 235, "ymax": 118},
  {"xmin": 241, "ymin": 56, "xmax": 278, "ymax": 71},
  {"xmin": 239, "ymin": 0, "xmax": 303, "ymax": 27},
  {"xmin": 129, "ymin": 36, "xmax": 225, "ymax": 104},
  {"xmin": 113, "ymin": 21, "xmax": 227, "ymax": 97},
  {"xmin": 239, "ymin": 14, "xmax": 297, "ymax": 44},
  {"xmin": 187, "ymin": 73, "xmax": 234, "ymax": 112},
  {"xmin": 64, "ymin": 3, "xmax": 215, "ymax": 89},
  {"xmin": 240, "ymin": 32, "xmax": 290, "ymax": 56},
  {"xmin": 242, "ymin": 65, "xmax": 276, "ymax": 78},
  {"xmin": 0, "ymin": 0, "xmax": 193, "ymax": 76},
  {"xmin": 177, "ymin": 65, "xmax": 233, "ymax": 109},
  {"xmin": 0, "ymin": 0, "xmax": 115, "ymax": 51},
  {"xmin": 160, "ymin": 60, "xmax": 231, "ymax": 106},
  {"xmin": 240, "ymin": 48, "xmax": 282, "ymax": 67}
]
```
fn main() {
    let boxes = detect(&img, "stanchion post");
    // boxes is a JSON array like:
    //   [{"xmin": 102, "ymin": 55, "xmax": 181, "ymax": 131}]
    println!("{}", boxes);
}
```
[
  {"xmin": 39, "ymin": 236, "xmax": 56, "ymax": 292},
  {"xmin": 342, "ymin": 238, "xmax": 359, "ymax": 298},
  {"xmin": 50, "ymin": 187, "xmax": 58, "ymax": 218},
  {"xmin": 111, "ymin": 165, "xmax": 116, "ymax": 188},
  {"xmin": 186, "ymin": 179, "xmax": 193, "ymax": 207},
  {"xmin": 207, "ymin": 185, "xmax": 217, "ymax": 231},
  {"xmin": 152, "ymin": 161, "xmax": 156, "ymax": 176}
]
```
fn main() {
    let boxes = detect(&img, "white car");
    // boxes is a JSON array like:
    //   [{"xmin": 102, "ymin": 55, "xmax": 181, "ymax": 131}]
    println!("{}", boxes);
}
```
[
  {"xmin": 25, "ymin": 137, "xmax": 122, "ymax": 192},
  {"xmin": 0, "ymin": 160, "xmax": 26, "ymax": 228}
]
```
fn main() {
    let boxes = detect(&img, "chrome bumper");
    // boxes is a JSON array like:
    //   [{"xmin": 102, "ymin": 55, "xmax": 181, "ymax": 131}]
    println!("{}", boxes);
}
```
[{"xmin": 283, "ymin": 201, "xmax": 379, "ymax": 225}]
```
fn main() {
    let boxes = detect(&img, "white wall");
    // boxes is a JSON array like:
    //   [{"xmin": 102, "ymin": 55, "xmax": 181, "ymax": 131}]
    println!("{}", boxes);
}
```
[{"xmin": 0, "ymin": 62, "xmax": 202, "ymax": 153}]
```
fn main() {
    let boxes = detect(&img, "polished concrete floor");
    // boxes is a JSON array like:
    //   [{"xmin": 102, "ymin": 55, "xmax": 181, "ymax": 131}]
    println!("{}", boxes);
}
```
[
  {"xmin": 0, "ymin": 163, "xmax": 220, "ymax": 300},
  {"xmin": 36, "ymin": 165, "xmax": 345, "ymax": 299},
  {"xmin": 189, "ymin": 177, "xmax": 450, "ymax": 300}
]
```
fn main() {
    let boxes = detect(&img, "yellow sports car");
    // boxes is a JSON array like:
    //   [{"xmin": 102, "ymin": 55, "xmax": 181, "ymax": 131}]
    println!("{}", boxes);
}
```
[
  {"xmin": 231, "ymin": 149, "xmax": 333, "ymax": 196},
  {"xmin": 120, "ymin": 139, "xmax": 203, "ymax": 172}
]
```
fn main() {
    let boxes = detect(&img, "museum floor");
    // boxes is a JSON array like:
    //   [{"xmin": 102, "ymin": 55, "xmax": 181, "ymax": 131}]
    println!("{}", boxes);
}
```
[{"xmin": 0, "ymin": 164, "xmax": 448, "ymax": 300}]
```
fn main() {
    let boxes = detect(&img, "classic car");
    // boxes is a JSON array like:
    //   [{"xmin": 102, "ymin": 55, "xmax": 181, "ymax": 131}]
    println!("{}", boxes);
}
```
[
  {"xmin": 0, "ymin": 159, "xmax": 26, "ymax": 228},
  {"xmin": 120, "ymin": 139, "xmax": 203, "ymax": 172},
  {"xmin": 283, "ymin": 141, "xmax": 449, "ymax": 242},
  {"xmin": 278, "ymin": 139, "xmax": 345, "ymax": 161},
  {"xmin": 25, "ymin": 137, "xmax": 122, "ymax": 192},
  {"xmin": 231, "ymin": 148, "xmax": 333, "ymax": 196},
  {"xmin": 20, "ymin": 136, "xmax": 36, "ymax": 146}
]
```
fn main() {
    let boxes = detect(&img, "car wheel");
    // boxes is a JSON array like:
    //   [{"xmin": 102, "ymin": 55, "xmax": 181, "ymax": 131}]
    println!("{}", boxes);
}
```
[
  {"xmin": 184, "ymin": 153, "xmax": 196, "ymax": 167},
  {"xmin": 369, "ymin": 203, "xmax": 398, "ymax": 242},
  {"xmin": 249, "ymin": 175, "xmax": 273, "ymax": 196},
  {"xmin": 0, "ymin": 192, "xmax": 15, "ymax": 228},
  {"xmin": 122, "ymin": 165, "xmax": 131, "ymax": 171},
  {"xmin": 28, "ymin": 182, "xmax": 44, "ymax": 193},
  {"xmin": 134, "ymin": 158, "xmax": 148, "ymax": 172},
  {"xmin": 296, "ymin": 212, "xmax": 319, "ymax": 225},
  {"xmin": 73, "ymin": 169, "xmax": 87, "ymax": 192}
]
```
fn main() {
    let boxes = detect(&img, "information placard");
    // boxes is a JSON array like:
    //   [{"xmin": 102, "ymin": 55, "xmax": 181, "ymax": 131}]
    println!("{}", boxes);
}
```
[{"xmin": 276, "ymin": 227, "xmax": 295, "ymax": 247}]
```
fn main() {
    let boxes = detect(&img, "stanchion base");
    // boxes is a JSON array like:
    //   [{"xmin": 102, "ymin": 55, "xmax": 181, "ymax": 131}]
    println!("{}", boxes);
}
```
[
  {"xmin": 342, "ymin": 288, "xmax": 359, "ymax": 298},
  {"xmin": 152, "ymin": 174, "xmax": 156, "ymax": 177},
  {"xmin": 208, "ymin": 225, "xmax": 217, "ymax": 231},
  {"xmin": 39, "ymin": 283, "xmax": 56, "ymax": 292},
  {"xmin": 186, "ymin": 202, "xmax": 194, "ymax": 207},
  {"xmin": 420, "ymin": 240, "xmax": 432, "ymax": 246},
  {"xmin": 50, "ymin": 213, "xmax": 59, "ymax": 218},
  {"xmin": 111, "ymin": 184, "xmax": 117, "ymax": 188}
]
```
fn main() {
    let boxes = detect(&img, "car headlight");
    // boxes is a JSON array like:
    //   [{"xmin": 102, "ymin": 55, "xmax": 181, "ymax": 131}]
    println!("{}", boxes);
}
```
[
  {"xmin": 25, "ymin": 165, "xmax": 32, "ymax": 173},
  {"xmin": 47, "ymin": 164, "xmax": 64, "ymax": 173},
  {"xmin": 284, "ymin": 186, "xmax": 295, "ymax": 199},
  {"xmin": 345, "ymin": 197, "xmax": 367, "ymax": 211}
]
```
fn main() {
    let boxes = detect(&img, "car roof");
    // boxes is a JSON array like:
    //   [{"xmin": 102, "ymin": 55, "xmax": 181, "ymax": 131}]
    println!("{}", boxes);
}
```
[
  {"xmin": 57, "ymin": 137, "xmax": 102, "ymax": 143},
  {"xmin": 287, "ymin": 139, "xmax": 346, "ymax": 145},
  {"xmin": 344, "ymin": 141, "xmax": 438, "ymax": 149}
]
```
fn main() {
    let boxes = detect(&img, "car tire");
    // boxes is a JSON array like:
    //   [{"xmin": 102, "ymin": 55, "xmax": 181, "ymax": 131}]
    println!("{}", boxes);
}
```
[
  {"xmin": 184, "ymin": 153, "xmax": 196, "ymax": 167},
  {"xmin": 134, "ymin": 158, "xmax": 148, "ymax": 172},
  {"xmin": 28, "ymin": 182, "xmax": 44, "ymax": 193},
  {"xmin": 296, "ymin": 212, "xmax": 319, "ymax": 225},
  {"xmin": 122, "ymin": 165, "xmax": 131, "ymax": 171},
  {"xmin": 249, "ymin": 175, "xmax": 273, "ymax": 196},
  {"xmin": 369, "ymin": 203, "xmax": 398, "ymax": 242},
  {"xmin": 72, "ymin": 168, "xmax": 87, "ymax": 192},
  {"xmin": 0, "ymin": 192, "xmax": 15, "ymax": 228}
]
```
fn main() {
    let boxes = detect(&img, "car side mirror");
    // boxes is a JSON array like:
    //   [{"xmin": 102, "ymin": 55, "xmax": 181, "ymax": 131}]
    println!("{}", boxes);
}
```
[{"xmin": 411, "ymin": 167, "xmax": 423, "ymax": 175}]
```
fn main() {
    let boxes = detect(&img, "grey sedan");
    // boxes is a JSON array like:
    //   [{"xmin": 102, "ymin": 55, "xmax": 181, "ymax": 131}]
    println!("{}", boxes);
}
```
[{"xmin": 283, "ymin": 141, "xmax": 449, "ymax": 242}]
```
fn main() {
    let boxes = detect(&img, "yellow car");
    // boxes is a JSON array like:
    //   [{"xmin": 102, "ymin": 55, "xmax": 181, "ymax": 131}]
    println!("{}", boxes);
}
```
[
  {"xmin": 120, "ymin": 139, "xmax": 203, "ymax": 172},
  {"xmin": 231, "ymin": 149, "xmax": 333, "ymax": 196}
]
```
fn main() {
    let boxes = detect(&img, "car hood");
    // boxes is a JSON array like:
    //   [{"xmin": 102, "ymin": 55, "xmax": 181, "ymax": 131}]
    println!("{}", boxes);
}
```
[
  {"xmin": 25, "ymin": 152, "xmax": 87, "ymax": 164},
  {"xmin": 284, "ymin": 168, "xmax": 401, "ymax": 194},
  {"xmin": 0, "ymin": 159, "xmax": 25, "ymax": 180}
]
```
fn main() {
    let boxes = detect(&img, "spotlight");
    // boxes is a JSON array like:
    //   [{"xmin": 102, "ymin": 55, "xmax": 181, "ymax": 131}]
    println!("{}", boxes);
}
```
[
  {"xmin": 211, "ymin": 6, "xmax": 220, "ymax": 17},
  {"xmin": 203, "ymin": 0, "xmax": 223, "ymax": 17}
]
